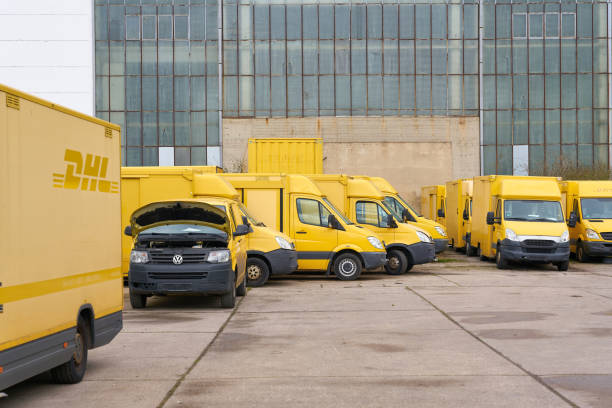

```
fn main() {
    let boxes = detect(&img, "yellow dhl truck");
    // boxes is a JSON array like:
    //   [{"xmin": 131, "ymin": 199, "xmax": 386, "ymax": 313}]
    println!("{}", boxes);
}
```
[
  {"xmin": 366, "ymin": 176, "xmax": 448, "ymax": 254},
  {"xmin": 559, "ymin": 180, "xmax": 612, "ymax": 262},
  {"xmin": 222, "ymin": 174, "xmax": 388, "ymax": 280},
  {"xmin": 471, "ymin": 175, "xmax": 572, "ymax": 270},
  {"xmin": 121, "ymin": 168, "xmax": 297, "ymax": 287},
  {"xmin": 308, "ymin": 175, "xmax": 436, "ymax": 274},
  {"xmin": 0, "ymin": 85, "xmax": 123, "ymax": 391},
  {"xmin": 421, "ymin": 185, "xmax": 447, "ymax": 227},
  {"xmin": 445, "ymin": 179, "xmax": 474, "ymax": 254}
]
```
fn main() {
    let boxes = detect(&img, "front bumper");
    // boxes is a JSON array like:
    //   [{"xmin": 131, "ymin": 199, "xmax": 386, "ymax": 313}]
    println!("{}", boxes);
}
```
[
  {"xmin": 408, "ymin": 242, "xmax": 436, "ymax": 265},
  {"xmin": 499, "ymin": 239, "xmax": 570, "ymax": 263},
  {"xmin": 434, "ymin": 239, "xmax": 449, "ymax": 253},
  {"xmin": 362, "ymin": 251, "xmax": 388, "ymax": 270},
  {"xmin": 266, "ymin": 248, "xmax": 298, "ymax": 275},
  {"xmin": 129, "ymin": 262, "xmax": 234, "ymax": 296},
  {"xmin": 582, "ymin": 241, "xmax": 612, "ymax": 257}
]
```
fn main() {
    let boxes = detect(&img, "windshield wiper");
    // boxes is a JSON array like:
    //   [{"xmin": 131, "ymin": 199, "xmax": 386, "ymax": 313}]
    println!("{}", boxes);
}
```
[
  {"xmin": 256, "ymin": 222, "xmax": 266, "ymax": 227},
  {"xmin": 531, "ymin": 218, "xmax": 560, "ymax": 222},
  {"xmin": 505, "ymin": 217, "xmax": 529, "ymax": 221}
]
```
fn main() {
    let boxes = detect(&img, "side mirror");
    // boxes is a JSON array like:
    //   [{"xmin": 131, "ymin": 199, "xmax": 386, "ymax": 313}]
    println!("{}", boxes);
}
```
[
  {"xmin": 462, "ymin": 209, "xmax": 469, "ymax": 221},
  {"xmin": 486, "ymin": 211, "xmax": 495, "ymax": 225},
  {"xmin": 234, "ymin": 224, "xmax": 250, "ymax": 237},
  {"xmin": 401, "ymin": 208, "xmax": 410, "ymax": 223},
  {"xmin": 437, "ymin": 208, "xmax": 445, "ymax": 218},
  {"xmin": 328, "ymin": 214, "xmax": 341, "ymax": 230},
  {"xmin": 242, "ymin": 216, "xmax": 254, "ymax": 232},
  {"xmin": 124, "ymin": 226, "xmax": 132, "ymax": 236},
  {"xmin": 387, "ymin": 214, "xmax": 398, "ymax": 228},
  {"xmin": 568, "ymin": 212, "xmax": 577, "ymax": 228}
]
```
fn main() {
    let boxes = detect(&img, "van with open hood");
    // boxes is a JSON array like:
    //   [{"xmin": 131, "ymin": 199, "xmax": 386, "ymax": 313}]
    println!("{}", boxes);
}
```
[
  {"xmin": 560, "ymin": 180, "xmax": 612, "ymax": 262},
  {"xmin": 472, "ymin": 176, "xmax": 572, "ymax": 271},
  {"xmin": 125, "ymin": 200, "xmax": 248, "ymax": 308}
]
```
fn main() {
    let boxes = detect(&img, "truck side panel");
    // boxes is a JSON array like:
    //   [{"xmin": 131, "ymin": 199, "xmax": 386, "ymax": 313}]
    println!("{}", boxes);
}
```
[
  {"xmin": 445, "ymin": 182, "xmax": 460, "ymax": 247},
  {"xmin": 472, "ymin": 177, "xmax": 492, "ymax": 257}
]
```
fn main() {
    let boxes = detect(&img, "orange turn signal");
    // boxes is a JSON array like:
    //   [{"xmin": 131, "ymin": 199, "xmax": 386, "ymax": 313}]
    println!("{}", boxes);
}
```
[
  {"xmin": 0, "ymin": 366, "xmax": 3, "ymax": 374},
  {"xmin": 63, "ymin": 342, "xmax": 68, "ymax": 349}
]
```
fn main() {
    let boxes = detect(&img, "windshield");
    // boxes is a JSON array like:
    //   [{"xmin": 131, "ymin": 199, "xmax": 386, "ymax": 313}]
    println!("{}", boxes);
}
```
[
  {"xmin": 140, "ymin": 223, "xmax": 227, "ymax": 238},
  {"xmin": 503, "ymin": 200, "xmax": 564, "ymax": 223},
  {"xmin": 394, "ymin": 194, "xmax": 421, "ymax": 217},
  {"xmin": 322, "ymin": 197, "xmax": 354, "ymax": 225},
  {"xmin": 580, "ymin": 198, "xmax": 612, "ymax": 219},
  {"xmin": 238, "ymin": 203, "xmax": 265, "ymax": 226},
  {"xmin": 382, "ymin": 197, "xmax": 404, "ymax": 222}
]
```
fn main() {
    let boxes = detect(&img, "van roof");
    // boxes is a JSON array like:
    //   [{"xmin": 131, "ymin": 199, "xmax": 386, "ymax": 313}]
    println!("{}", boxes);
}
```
[
  {"xmin": 564, "ymin": 180, "xmax": 612, "ymax": 198},
  {"xmin": 193, "ymin": 174, "xmax": 240, "ymax": 200},
  {"xmin": 347, "ymin": 178, "xmax": 385, "ymax": 200},
  {"xmin": 497, "ymin": 178, "xmax": 561, "ymax": 200},
  {"xmin": 367, "ymin": 177, "xmax": 398, "ymax": 195},
  {"xmin": 221, "ymin": 173, "xmax": 324, "ymax": 197}
]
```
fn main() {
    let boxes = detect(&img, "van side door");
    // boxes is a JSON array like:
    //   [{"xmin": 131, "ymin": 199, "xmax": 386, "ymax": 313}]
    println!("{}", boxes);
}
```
[
  {"xmin": 228, "ymin": 204, "xmax": 247, "ymax": 279},
  {"xmin": 491, "ymin": 198, "xmax": 503, "ymax": 253}
]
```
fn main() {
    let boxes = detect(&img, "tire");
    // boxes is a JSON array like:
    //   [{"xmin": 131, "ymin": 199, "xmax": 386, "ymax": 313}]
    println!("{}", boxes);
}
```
[
  {"xmin": 236, "ymin": 270, "xmax": 247, "ymax": 296},
  {"xmin": 50, "ymin": 316, "xmax": 89, "ymax": 384},
  {"xmin": 333, "ymin": 253, "xmax": 362, "ymax": 281},
  {"xmin": 220, "ymin": 270, "xmax": 236, "ymax": 308},
  {"xmin": 385, "ymin": 249, "xmax": 408, "ymax": 275},
  {"xmin": 576, "ymin": 242, "xmax": 590, "ymax": 263},
  {"xmin": 465, "ymin": 240, "xmax": 476, "ymax": 257},
  {"xmin": 495, "ymin": 247, "xmax": 508, "ymax": 269},
  {"xmin": 129, "ymin": 290, "xmax": 147, "ymax": 309},
  {"xmin": 246, "ymin": 258, "xmax": 270, "ymax": 287},
  {"xmin": 556, "ymin": 260, "xmax": 569, "ymax": 271},
  {"xmin": 478, "ymin": 246, "xmax": 487, "ymax": 261}
]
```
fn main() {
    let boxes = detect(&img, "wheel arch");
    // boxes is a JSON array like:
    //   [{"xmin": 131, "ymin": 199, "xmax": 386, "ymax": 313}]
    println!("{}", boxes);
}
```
[
  {"xmin": 77, "ymin": 304, "xmax": 94, "ymax": 349},
  {"xmin": 326, "ymin": 249, "xmax": 365, "ymax": 276},
  {"xmin": 386, "ymin": 243, "xmax": 413, "ymax": 264}
]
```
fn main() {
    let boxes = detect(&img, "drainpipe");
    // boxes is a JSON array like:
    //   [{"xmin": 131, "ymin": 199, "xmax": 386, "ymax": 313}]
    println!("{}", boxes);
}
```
[
  {"xmin": 218, "ymin": 0, "xmax": 223, "ymax": 167},
  {"xmin": 479, "ymin": 0, "xmax": 484, "ymax": 176}
]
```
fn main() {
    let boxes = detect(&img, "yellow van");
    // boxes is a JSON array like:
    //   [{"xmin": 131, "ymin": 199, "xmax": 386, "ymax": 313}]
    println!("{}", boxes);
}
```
[
  {"xmin": 0, "ymin": 85, "xmax": 122, "ymax": 390},
  {"xmin": 445, "ymin": 179, "xmax": 474, "ymax": 253},
  {"xmin": 471, "ymin": 176, "xmax": 572, "ymax": 270},
  {"xmin": 421, "ymin": 185, "xmax": 447, "ymax": 227},
  {"xmin": 222, "ymin": 174, "xmax": 388, "ymax": 280},
  {"xmin": 559, "ymin": 180, "xmax": 612, "ymax": 262},
  {"xmin": 121, "ymin": 168, "xmax": 297, "ymax": 287},
  {"xmin": 367, "ymin": 177, "xmax": 449, "ymax": 254},
  {"xmin": 309, "ymin": 175, "xmax": 436, "ymax": 274},
  {"xmin": 125, "ymin": 200, "xmax": 248, "ymax": 308}
]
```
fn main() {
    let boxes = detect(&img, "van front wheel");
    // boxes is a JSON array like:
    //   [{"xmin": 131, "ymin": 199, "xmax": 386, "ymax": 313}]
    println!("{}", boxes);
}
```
[
  {"xmin": 496, "ymin": 248, "xmax": 508, "ymax": 269},
  {"xmin": 50, "ymin": 317, "xmax": 89, "ymax": 384},
  {"xmin": 334, "ymin": 253, "xmax": 362, "ymax": 281},
  {"xmin": 556, "ymin": 261, "xmax": 569, "ymax": 271},
  {"xmin": 129, "ymin": 291, "xmax": 147, "ymax": 309},
  {"xmin": 220, "ymin": 270, "xmax": 236, "ymax": 308},
  {"xmin": 385, "ymin": 250, "xmax": 408, "ymax": 275},
  {"xmin": 246, "ymin": 258, "xmax": 270, "ymax": 287}
]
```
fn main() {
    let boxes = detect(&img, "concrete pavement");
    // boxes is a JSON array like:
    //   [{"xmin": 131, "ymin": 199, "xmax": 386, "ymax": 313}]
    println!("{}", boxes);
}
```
[{"xmin": 3, "ymin": 253, "xmax": 612, "ymax": 407}]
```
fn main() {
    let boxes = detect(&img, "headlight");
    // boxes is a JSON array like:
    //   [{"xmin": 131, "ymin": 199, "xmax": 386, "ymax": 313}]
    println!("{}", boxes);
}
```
[
  {"xmin": 416, "ymin": 231, "xmax": 432, "ymax": 243},
  {"xmin": 505, "ymin": 229, "xmax": 517, "ymax": 241},
  {"xmin": 367, "ymin": 236, "xmax": 384, "ymax": 249},
  {"xmin": 130, "ymin": 250, "xmax": 149, "ymax": 264},
  {"xmin": 208, "ymin": 250, "xmax": 230, "ymax": 263},
  {"xmin": 585, "ymin": 229, "xmax": 599, "ymax": 240},
  {"xmin": 561, "ymin": 231, "xmax": 570, "ymax": 243},
  {"xmin": 275, "ymin": 236, "xmax": 293, "ymax": 250},
  {"xmin": 435, "ymin": 226, "xmax": 447, "ymax": 237}
]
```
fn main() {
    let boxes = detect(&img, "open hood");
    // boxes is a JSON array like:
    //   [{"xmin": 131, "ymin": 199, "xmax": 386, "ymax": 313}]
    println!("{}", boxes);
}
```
[{"xmin": 130, "ymin": 200, "xmax": 229, "ymax": 236}]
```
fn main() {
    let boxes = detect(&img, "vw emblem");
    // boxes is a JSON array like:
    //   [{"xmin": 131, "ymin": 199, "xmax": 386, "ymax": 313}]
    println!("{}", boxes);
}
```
[{"xmin": 172, "ymin": 255, "xmax": 183, "ymax": 265}]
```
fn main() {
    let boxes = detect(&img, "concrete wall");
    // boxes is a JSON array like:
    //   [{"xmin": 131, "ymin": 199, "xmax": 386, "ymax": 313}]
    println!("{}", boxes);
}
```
[
  {"xmin": 222, "ymin": 116, "xmax": 480, "ymax": 209},
  {"xmin": 0, "ymin": 0, "xmax": 94, "ymax": 114}
]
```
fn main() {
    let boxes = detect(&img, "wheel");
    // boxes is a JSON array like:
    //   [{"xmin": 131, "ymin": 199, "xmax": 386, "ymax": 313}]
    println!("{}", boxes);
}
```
[
  {"xmin": 129, "ymin": 290, "xmax": 147, "ymax": 309},
  {"xmin": 246, "ymin": 258, "xmax": 270, "ymax": 287},
  {"xmin": 50, "ymin": 316, "xmax": 89, "ymax": 384},
  {"xmin": 478, "ymin": 246, "xmax": 487, "ymax": 261},
  {"xmin": 465, "ymin": 241, "xmax": 474, "ymax": 257},
  {"xmin": 236, "ymin": 270, "xmax": 247, "ymax": 296},
  {"xmin": 556, "ymin": 260, "xmax": 569, "ymax": 271},
  {"xmin": 576, "ymin": 242, "xmax": 590, "ymax": 263},
  {"xmin": 495, "ymin": 247, "xmax": 508, "ymax": 269},
  {"xmin": 220, "ymin": 270, "xmax": 236, "ymax": 308},
  {"xmin": 333, "ymin": 253, "xmax": 362, "ymax": 281},
  {"xmin": 385, "ymin": 249, "xmax": 408, "ymax": 275}
]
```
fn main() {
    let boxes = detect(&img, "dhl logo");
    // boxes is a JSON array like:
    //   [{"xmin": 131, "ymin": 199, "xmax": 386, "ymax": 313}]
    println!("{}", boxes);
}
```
[{"xmin": 52, "ymin": 149, "xmax": 119, "ymax": 194}]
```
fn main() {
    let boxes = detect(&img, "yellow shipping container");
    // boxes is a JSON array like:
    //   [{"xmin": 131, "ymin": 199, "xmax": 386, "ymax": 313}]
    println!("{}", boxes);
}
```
[
  {"xmin": 421, "ymin": 185, "xmax": 446, "ymax": 227},
  {"xmin": 445, "ymin": 179, "xmax": 473, "ymax": 252},
  {"xmin": 247, "ymin": 138, "xmax": 323, "ymax": 174},
  {"xmin": 0, "ymin": 85, "xmax": 123, "ymax": 390}
]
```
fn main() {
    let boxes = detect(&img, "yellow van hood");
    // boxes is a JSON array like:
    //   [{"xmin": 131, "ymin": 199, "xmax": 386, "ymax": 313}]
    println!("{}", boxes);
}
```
[
  {"xmin": 130, "ymin": 201, "xmax": 229, "ymax": 235},
  {"xmin": 504, "ymin": 221, "xmax": 567, "ymax": 237},
  {"xmin": 583, "ymin": 219, "xmax": 612, "ymax": 234}
]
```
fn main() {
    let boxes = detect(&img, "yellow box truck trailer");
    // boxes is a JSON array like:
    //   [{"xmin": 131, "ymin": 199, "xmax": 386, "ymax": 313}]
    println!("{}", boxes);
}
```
[
  {"xmin": 471, "ymin": 176, "xmax": 572, "ymax": 271},
  {"xmin": 421, "ymin": 185, "xmax": 447, "ymax": 227},
  {"xmin": 445, "ymin": 179, "xmax": 474, "ymax": 253},
  {"xmin": 308, "ymin": 175, "xmax": 436, "ymax": 274},
  {"xmin": 0, "ymin": 85, "xmax": 123, "ymax": 391},
  {"xmin": 366, "ymin": 177, "xmax": 448, "ymax": 254},
  {"xmin": 121, "ymin": 168, "xmax": 297, "ymax": 287},
  {"xmin": 559, "ymin": 180, "xmax": 612, "ymax": 262},
  {"xmin": 222, "ymin": 174, "xmax": 388, "ymax": 280}
]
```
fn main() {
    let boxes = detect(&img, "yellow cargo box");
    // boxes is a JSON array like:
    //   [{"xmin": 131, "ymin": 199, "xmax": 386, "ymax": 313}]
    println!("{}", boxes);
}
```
[
  {"xmin": 421, "ymin": 185, "xmax": 447, "ymax": 227},
  {"xmin": 247, "ymin": 138, "xmax": 323, "ymax": 174},
  {"xmin": 445, "ymin": 179, "xmax": 473, "ymax": 252},
  {"xmin": 471, "ymin": 175, "xmax": 570, "ymax": 270},
  {"xmin": 559, "ymin": 180, "xmax": 612, "ymax": 262},
  {"xmin": 0, "ymin": 84, "xmax": 123, "ymax": 390}
]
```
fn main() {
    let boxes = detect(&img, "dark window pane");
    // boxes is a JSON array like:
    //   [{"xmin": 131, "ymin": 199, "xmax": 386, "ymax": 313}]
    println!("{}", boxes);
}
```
[
  {"xmin": 143, "ymin": 112, "xmax": 157, "ymax": 145},
  {"xmin": 383, "ymin": 5, "xmax": 398, "ymax": 39},
  {"xmin": 271, "ymin": 41, "xmax": 286, "ymax": 75},
  {"xmin": 175, "ymin": 15, "xmax": 188, "ymax": 39},
  {"xmin": 431, "ymin": 4, "xmax": 446, "ymax": 39},
  {"xmin": 352, "ymin": 5, "xmax": 366, "ymax": 40},
  {"xmin": 254, "ymin": 5, "xmax": 269, "ymax": 40},
  {"xmin": 561, "ymin": 13, "xmax": 575, "ymax": 38},
  {"xmin": 529, "ymin": 14, "xmax": 543, "ymax": 38},
  {"xmin": 513, "ymin": 110, "xmax": 528, "ymax": 145},
  {"xmin": 367, "ymin": 76, "xmax": 382, "ymax": 114},
  {"xmin": 303, "ymin": 5, "xmax": 317, "ymax": 40},
  {"xmin": 288, "ymin": 76, "xmax": 302, "ymax": 116},
  {"xmin": 367, "ymin": 5, "xmax": 382, "ymax": 39},
  {"xmin": 319, "ymin": 5, "xmax": 333, "ymax": 40},
  {"xmin": 383, "ymin": 75, "xmax": 399, "ymax": 112},
  {"xmin": 383, "ymin": 40, "xmax": 398, "ymax": 75},
  {"xmin": 513, "ymin": 14, "xmax": 526, "ymax": 38},
  {"xmin": 415, "ymin": 40, "xmax": 430, "ymax": 74},
  {"xmin": 223, "ymin": 76, "xmax": 238, "ymax": 115},
  {"xmin": 319, "ymin": 76, "xmax": 334, "ymax": 115},
  {"xmin": 271, "ymin": 5, "xmax": 285, "ymax": 40},
  {"xmin": 336, "ymin": 40, "xmax": 350, "ymax": 75},
  {"xmin": 352, "ymin": 75, "xmax": 366, "ymax": 114},
  {"xmin": 399, "ymin": 5, "xmax": 414, "ymax": 39},
  {"xmin": 336, "ymin": 75, "xmax": 350, "ymax": 113},
  {"xmin": 464, "ymin": 5, "xmax": 478, "ymax": 39},
  {"xmin": 367, "ymin": 40, "xmax": 382, "ymax": 75},
  {"xmin": 577, "ymin": 4, "xmax": 592, "ymax": 38},
  {"xmin": 431, "ymin": 40, "xmax": 446, "ymax": 75},
  {"xmin": 336, "ymin": 5, "xmax": 351, "ymax": 40},
  {"xmin": 546, "ymin": 110, "xmax": 560, "ymax": 144},
  {"xmin": 255, "ymin": 41, "xmax": 270, "ymax": 74},
  {"xmin": 352, "ymin": 40, "xmax": 366, "ymax": 75},
  {"xmin": 190, "ymin": 5, "xmax": 205, "ymax": 40},
  {"xmin": 415, "ymin": 5, "xmax": 430, "ymax": 39},
  {"xmin": 191, "ymin": 147, "xmax": 206, "ymax": 165},
  {"xmin": 126, "ymin": 148, "xmax": 142, "ymax": 166},
  {"xmin": 158, "ymin": 40, "xmax": 173, "ymax": 75},
  {"xmin": 303, "ymin": 76, "xmax": 318, "ymax": 115},
  {"xmin": 109, "ymin": 6, "xmax": 125, "ymax": 40},
  {"xmin": 561, "ymin": 110, "xmax": 577, "ymax": 144},
  {"xmin": 95, "ymin": 5, "xmax": 108, "ymax": 41},
  {"xmin": 126, "ymin": 15, "xmax": 140, "ymax": 40},
  {"xmin": 191, "ymin": 112, "xmax": 206, "ymax": 145},
  {"xmin": 287, "ymin": 6, "xmax": 301, "ymax": 40},
  {"xmin": 158, "ymin": 15, "xmax": 172, "ymax": 39},
  {"xmin": 126, "ymin": 76, "xmax": 141, "ymax": 111},
  {"xmin": 545, "ymin": 13, "xmax": 559, "ymax": 38},
  {"xmin": 255, "ymin": 76, "xmax": 270, "ymax": 117},
  {"xmin": 158, "ymin": 76, "xmax": 173, "ymax": 111},
  {"xmin": 271, "ymin": 76, "xmax": 286, "ymax": 116},
  {"xmin": 223, "ymin": 5, "xmax": 237, "ymax": 40},
  {"xmin": 530, "ymin": 110, "xmax": 544, "ymax": 144},
  {"xmin": 319, "ymin": 40, "xmax": 334, "ymax": 75},
  {"xmin": 175, "ymin": 41, "xmax": 189, "ymax": 75}
]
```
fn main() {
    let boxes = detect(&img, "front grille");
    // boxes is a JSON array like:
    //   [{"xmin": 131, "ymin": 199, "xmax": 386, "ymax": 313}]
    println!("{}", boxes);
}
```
[
  {"xmin": 149, "ymin": 253, "xmax": 207, "ymax": 264},
  {"xmin": 524, "ymin": 248, "xmax": 555, "ymax": 254},
  {"xmin": 523, "ymin": 240, "xmax": 555, "ymax": 247},
  {"xmin": 600, "ymin": 232, "xmax": 612, "ymax": 240},
  {"xmin": 148, "ymin": 272, "xmax": 208, "ymax": 280}
]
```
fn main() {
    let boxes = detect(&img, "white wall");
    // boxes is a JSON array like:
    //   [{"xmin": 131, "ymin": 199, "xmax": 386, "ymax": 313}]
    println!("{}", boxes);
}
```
[{"xmin": 0, "ymin": 0, "xmax": 94, "ymax": 115}]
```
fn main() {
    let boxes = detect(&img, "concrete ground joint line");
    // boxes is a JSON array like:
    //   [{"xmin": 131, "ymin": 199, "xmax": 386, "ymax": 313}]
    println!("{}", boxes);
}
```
[
  {"xmin": 405, "ymin": 286, "xmax": 580, "ymax": 408},
  {"xmin": 427, "ymin": 273, "xmax": 462, "ymax": 287},
  {"xmin": 155, "ymin": 296, "xmax": 245, "ymax": 408}
]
